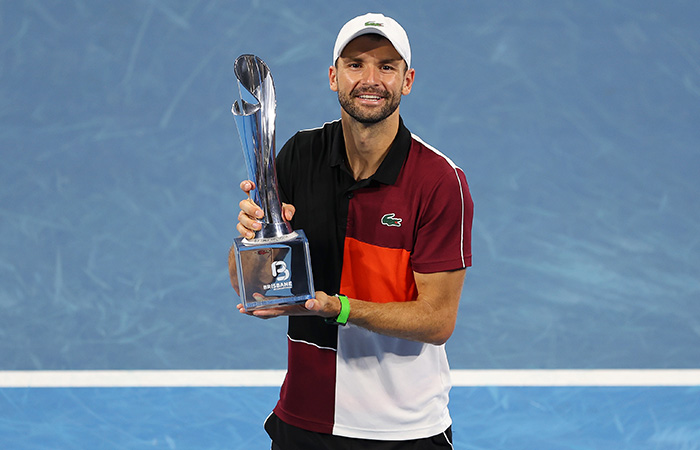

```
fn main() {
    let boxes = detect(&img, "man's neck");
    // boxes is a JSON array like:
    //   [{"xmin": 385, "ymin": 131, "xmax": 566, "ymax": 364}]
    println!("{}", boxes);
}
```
[{"xmin": 341, "ymin": 111, "xmax": 400, "ymax": 181}]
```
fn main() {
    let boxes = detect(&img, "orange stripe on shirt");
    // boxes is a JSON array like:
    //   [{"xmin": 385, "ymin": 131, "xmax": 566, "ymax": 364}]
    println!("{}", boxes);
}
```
[{"xmin": 340, "ymin": 237, "xmax": 418, "ymax": 303}]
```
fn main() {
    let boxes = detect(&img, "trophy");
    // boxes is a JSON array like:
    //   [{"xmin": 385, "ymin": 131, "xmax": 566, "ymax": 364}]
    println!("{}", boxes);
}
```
[{"xmin": 231, "ymin": 54, "xmax": 315, "ymax": 311}]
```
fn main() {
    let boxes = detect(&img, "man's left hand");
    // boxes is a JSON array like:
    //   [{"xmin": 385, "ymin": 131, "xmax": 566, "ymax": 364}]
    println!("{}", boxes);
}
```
[{"xmin": 236, "ymin": 291, "xmax": 340, "ymax": 319}]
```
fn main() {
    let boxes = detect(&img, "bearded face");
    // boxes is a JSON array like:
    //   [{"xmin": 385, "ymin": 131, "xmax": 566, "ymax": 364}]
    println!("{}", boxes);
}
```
[{"xmin": 337, "ymin": 83, "xmax": 402, "ymax": 124}]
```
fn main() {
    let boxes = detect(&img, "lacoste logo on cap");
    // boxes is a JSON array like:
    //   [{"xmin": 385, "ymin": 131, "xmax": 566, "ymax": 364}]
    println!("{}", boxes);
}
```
[
  {"xmin": 381, "ymin": 213, "xmax": 402, "ymax": 227},
  {"xmin": 365, "ymin": 21, "xmax": 384, "ymax": 27}
]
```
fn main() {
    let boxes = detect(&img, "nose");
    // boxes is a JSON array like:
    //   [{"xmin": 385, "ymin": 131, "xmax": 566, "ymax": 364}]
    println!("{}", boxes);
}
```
[{"xmin": 362, "ymin": 65, "xmax": 379, "ymax": 85}]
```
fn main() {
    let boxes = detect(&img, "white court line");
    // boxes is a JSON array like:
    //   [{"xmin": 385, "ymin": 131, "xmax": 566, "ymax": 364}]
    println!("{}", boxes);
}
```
[
  {"xmin": 450, "ymin": 370, "xmax": 700, "ymax": 387},
  {"xmin": 1, "ymin": 370, "xmax": 699, "ymax": 388},
  {"xmin": 0, "ymin": 370, "xmax": 287, "ymax": 388}
]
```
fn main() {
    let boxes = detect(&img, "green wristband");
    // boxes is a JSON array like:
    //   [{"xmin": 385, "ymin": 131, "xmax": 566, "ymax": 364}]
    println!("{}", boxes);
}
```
[{"xmin": 326, "ymin": 294, "xmax": 350, "ymax": 326}]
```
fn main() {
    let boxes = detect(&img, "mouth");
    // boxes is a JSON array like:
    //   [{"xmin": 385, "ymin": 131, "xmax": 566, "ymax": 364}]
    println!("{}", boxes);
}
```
[{"xmin": 355, "ymin": 93, "xmax": 385, "ymax": 104}]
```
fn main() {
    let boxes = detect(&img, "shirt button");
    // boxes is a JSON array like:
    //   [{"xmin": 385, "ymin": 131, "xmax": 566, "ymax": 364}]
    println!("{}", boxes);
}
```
[{"xmin": 347, "ymin": 192, "xmax": 354, "ymax": 199}]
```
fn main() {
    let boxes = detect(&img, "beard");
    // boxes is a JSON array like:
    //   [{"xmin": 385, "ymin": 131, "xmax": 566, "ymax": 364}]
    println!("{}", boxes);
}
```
[{"xmin": 337, "ymin": 86, "xmax": 402, "ymax": 124}]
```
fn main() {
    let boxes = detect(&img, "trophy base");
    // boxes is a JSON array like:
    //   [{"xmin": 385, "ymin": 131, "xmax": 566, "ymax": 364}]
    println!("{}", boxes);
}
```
[
  {"xmin": 233, "ymin": 229, "xmax": 315, "ymax": 311},
  {"xmin": 242, "ymin": 231, "xmax": 298, "ymax": 246}
]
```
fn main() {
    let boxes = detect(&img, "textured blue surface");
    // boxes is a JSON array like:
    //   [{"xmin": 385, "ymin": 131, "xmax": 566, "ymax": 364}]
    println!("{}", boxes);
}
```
[
  {"xmin": 0, "ymin": 387, "xmax": 278, "ymax": 449},
  {"xmin": 1, "ymin": 386, "xmax": 699, "ymax": 449},
  {"xmin": 3, "ymin": 0, "xmax": 699, "ymax": 372}
]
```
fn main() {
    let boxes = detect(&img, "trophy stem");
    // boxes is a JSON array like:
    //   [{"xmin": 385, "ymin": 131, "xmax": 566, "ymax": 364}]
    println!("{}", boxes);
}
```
[{"xmin": 232, "ymin": 54, "xmax": 293, "ymax": 241}]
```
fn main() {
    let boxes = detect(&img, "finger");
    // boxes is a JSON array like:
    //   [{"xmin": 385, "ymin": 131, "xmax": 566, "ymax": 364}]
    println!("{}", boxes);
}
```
[
  {"xmin": 237, "ymin": 222, "xmax": 255, "ymax": 240},
  {"xmin": 240, "ymin": 198, "xmax": 264, "ymax": 220},
  {"xmin": 283, "ymin": 203, "xmax": 296, "ymax": 222},
  {"xmin": 236, "ymin": 211, "xmax": 259, "ymax": 240},
  {"xmin": 240, "ymin": 180, "xmax": 256, "ymax": 193},
  {"xmin": 238, "ymin": 208, "xmax": 262, "ymax": 231},
  {"xmin": 251, "ymin": 309, "xmax": 284, "ymax": 319},
  {"xmin": 251, "ymin": 303, "xmax": 313, "ymax": 318},
  {"xmin": 237, "ymin": 304, "xmax": 253, "ymax": 315},
  {"xmin": 304, "ymin": 299, "xmax": 321, "ymax": 312}
]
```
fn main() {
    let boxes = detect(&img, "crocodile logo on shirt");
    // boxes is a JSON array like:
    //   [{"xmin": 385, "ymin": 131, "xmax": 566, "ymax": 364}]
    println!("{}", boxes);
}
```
[{"xmin": 381, "ymin": 213, "xmax": 402, "ymax": 227}]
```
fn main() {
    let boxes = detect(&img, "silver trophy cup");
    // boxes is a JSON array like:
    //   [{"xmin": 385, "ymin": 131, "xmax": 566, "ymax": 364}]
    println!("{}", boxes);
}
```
[{"xmin": 231, "ymin": 55, "xmax": 314, "ymax": 311}]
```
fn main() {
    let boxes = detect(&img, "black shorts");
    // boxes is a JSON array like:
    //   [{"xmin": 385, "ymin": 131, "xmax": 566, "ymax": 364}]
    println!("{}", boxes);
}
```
[{"xmin": 266, "ymin": 413, "xmax": 453, "ymax": 450}]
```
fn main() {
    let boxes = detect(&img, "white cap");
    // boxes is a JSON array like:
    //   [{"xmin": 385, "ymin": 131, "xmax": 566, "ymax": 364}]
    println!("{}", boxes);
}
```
[{"xmin": 332, "ymin": 13, "xmax": 411, "ymax": 68}]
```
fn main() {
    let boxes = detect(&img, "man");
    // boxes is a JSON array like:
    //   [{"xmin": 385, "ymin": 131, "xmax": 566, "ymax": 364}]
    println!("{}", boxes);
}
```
[{"xmin": 230, "ymin": 13, "xmax": 473, "ymax": 449}]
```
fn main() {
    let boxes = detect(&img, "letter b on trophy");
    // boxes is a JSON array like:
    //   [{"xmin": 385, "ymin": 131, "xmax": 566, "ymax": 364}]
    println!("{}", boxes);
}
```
[{"xmin": 231, "ymin": 54, "xmax": 314, "ymax": 311}]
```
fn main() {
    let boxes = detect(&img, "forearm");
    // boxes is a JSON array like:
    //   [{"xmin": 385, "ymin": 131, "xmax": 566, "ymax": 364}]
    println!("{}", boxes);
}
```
[
  {"xmin": 346, "ymin": 296, "xmax": 457, "ymax": 345},
  {"xmin": 335, "ymin": 268, "xmax": 466, "ymax": 345}
]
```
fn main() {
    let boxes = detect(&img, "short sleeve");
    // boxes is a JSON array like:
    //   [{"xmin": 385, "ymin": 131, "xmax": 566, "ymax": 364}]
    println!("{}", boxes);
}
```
[{"xmin": 411, "ymin": 167, "xmax": 473, "ymax": 273}]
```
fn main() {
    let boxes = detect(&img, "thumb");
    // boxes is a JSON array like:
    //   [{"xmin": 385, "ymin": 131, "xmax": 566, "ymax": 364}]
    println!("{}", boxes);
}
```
[
  {"xmin": 283, "ymin": 204, "xmax": 296, "ymax": 221},
  {"xmin": 305, "ymin": 299, "xmax": 321, "ymax": 312}
]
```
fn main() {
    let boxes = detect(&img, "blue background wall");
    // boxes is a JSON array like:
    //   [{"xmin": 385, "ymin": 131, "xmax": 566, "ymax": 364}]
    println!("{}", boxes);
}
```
[{"xmin": 1, "ymin": 0, "xmax": 699, "ymax": 372}]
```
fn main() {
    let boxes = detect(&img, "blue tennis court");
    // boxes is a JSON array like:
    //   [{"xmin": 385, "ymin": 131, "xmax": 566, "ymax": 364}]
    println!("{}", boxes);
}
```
[
  {"xmin": 1, "ymin": 1, "xmax": 699, "ymax": 448},
  {"xmin": 1, "ymin": 385, "xmax": 699, "ymax": 449}
]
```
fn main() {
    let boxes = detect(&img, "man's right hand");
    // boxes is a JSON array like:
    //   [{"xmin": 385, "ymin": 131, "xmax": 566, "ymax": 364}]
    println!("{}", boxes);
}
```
[{"xmin": 236, "ymin": 180, "xmax": 296, "ymax": 239}]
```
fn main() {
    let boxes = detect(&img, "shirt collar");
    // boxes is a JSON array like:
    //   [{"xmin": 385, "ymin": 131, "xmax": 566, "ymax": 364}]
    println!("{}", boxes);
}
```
[{"xmin": 329, "ymin": 117, "xmax": 411, "ymax": 186}]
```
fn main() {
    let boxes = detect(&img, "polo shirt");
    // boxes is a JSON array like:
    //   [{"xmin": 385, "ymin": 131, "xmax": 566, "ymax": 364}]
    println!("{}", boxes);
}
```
[{"xmin": 271, "ymin": 117, "xmax": 473, "ymax": 441}]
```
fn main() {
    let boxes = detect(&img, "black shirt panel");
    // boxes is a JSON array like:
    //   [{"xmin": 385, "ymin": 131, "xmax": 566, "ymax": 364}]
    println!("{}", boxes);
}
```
[{"xmin": 276, "ymin": 121, "xmax": 352, "ymax": 348}]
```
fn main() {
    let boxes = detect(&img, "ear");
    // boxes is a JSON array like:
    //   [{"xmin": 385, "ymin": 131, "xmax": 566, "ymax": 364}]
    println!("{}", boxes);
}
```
[
  {"xmin": 329, "ymin": 65, "xmax": 339, "ymax": 92},
  {"xmin": 402, "ymin": 68, "xmax": 415, "ymax": 95}
]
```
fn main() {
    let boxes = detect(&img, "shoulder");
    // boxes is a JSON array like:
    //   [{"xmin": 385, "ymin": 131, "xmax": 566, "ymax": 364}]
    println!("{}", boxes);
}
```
[
  {"xmin": 409, "ymin": 134, "xmax": 462, "ymax": 172},
  {"xmin": 283, "ymin": 120, "xmax": 341, "ymax": 150},
  {"xmin": 403, "ymin": 134, "xmax": 469, "ymax": 193},
  {"xmin": 278, "ymin": 120, "xmax": 341, "ymax": 170}
]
